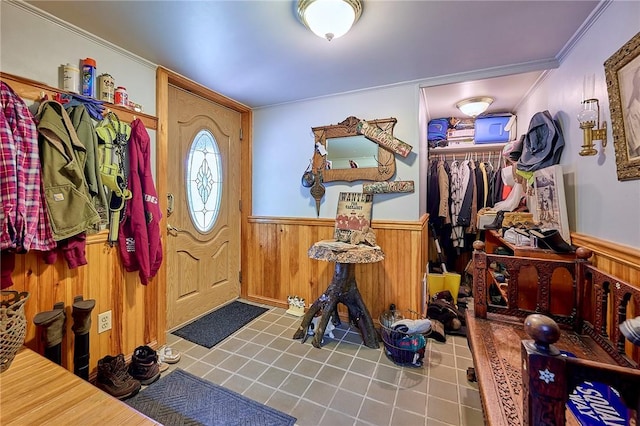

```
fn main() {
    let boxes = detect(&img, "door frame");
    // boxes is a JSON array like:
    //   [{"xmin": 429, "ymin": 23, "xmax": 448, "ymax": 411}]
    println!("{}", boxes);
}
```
[{"xmin": 156, "ymin": 67, "xmax": 253, "ymax": 337}]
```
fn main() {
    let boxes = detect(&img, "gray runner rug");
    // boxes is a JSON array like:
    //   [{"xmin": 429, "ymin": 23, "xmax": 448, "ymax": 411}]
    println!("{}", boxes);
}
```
[
  {"xmin": 126, "ymin": 369, "xmax": 297, "ymax": 426},
  {"xmin": 172, "ymin": 301, "xmax": 268, "ymax": 348}
]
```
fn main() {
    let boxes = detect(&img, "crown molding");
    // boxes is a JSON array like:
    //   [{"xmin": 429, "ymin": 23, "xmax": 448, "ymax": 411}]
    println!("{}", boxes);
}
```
[
  {"xmin": 7, "ymin": 0, "xmax": 156, "ymax": 70},
  {"xmin": 556, "ymin": 0, "xmax": 612, "ymax": 64}
]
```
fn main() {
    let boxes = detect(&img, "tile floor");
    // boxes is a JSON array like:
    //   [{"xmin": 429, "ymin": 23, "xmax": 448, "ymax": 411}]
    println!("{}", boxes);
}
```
[{"xmin": 163, "ymin": 301, "xmax": 483, "ymax": 426}]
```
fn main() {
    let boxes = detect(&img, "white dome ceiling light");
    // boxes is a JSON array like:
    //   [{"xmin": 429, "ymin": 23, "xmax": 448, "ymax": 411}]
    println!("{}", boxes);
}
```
[
  {"xmin": 456, "ymin": 96, "xmax": 494, "ymax": 118},
  {"xmin": 297, "ymin": 0, "xmax": 363, "ymax": 42}
]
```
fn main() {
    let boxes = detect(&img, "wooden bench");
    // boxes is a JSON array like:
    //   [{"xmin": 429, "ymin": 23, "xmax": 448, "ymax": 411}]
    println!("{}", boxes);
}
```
[{"xmin": 466, "ymin": 240, "xmax": 640, "ymax": 425}]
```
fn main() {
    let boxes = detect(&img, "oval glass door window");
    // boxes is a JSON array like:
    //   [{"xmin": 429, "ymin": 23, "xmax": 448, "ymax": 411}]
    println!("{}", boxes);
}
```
[{"xmin": 186, "ymin": 129, "xmax": 222, "ymax": 233}]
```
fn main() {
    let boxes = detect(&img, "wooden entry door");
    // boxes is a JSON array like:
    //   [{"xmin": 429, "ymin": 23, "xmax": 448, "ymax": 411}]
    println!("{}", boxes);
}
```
[{"xmin": 166, "ymin": 85, "xmax": 241, "ymax": 329}]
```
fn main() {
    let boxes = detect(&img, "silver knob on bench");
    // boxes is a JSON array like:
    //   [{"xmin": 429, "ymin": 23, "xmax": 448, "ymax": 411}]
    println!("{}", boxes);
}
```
[{"xmin": 524, "ymin": 314, "xmax": 560, "ymax": 356}]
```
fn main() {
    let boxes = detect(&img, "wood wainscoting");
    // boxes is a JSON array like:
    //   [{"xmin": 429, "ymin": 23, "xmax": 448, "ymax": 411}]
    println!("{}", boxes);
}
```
[
  {"xmin": 243, "ymin": 214, "xmax": 430, "ymax": 324},
  {"xmin": 571, "ymin": 233, "xmax": 640, "ymax": 280},
  {"xmin": 7, "ymin": 232, "xmax": 161, "ymax": 377}
]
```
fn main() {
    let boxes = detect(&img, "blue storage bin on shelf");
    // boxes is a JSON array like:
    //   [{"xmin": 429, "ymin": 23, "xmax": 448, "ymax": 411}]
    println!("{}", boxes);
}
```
[{"xmin": 474, "ymin": 115, "xmax": 514, "ymax": 144}]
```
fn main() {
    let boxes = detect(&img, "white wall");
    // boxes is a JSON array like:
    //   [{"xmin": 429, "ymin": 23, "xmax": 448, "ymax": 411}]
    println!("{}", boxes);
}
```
[
  {"xmin": 1, "ymin": 2, "xmax": 156, "ymax": 113},
  {"xmin": 0, "ymin": 1, "xmax": 158, "ymax": 175},
  {"xmin": 517, "ymin": 1, "xmax": 640, "ymax": 247},
  {"xmin": 5, "ymin": 1, "xmax": 638, "ymax": 246},
  {"xmin": 253, "ymin": 84, "xmax": 422, "ymax": 221}
]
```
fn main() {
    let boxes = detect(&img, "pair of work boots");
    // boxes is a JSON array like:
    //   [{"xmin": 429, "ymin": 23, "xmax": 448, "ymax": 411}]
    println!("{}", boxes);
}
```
[
  {"xmin": 96, "ymin": 345, "xmax": 161, "ymax": 400},
  {"xmin": 33, "ymin": 296, "xmax": 95, "ymax": 368}
]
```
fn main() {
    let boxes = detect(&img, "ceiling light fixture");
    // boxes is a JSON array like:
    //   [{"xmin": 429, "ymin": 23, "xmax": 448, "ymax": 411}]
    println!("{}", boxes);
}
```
[
  {"xmin": 297, "ymin": 0, "xmax": 363, "ymax": 42},
  {"xmin": 456, "ymin": 96, "xmax": 494, "ymax": 117}
]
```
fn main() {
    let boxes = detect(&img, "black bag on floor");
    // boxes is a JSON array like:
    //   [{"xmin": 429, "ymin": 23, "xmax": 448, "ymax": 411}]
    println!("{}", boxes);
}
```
[{"xmin": 427, "ymin": 299, "xmax": 465, "ymax": 332}]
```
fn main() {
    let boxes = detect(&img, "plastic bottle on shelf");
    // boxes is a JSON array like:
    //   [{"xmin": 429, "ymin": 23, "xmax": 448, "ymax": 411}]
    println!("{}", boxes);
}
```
[
  {"xmin": 114, "ymin": 86, "xmax": 128, "ymax": 107},
  {"xmin": 62, "ymin": 63, "xmax": 79, "ymax": 93},
  {"xmin": 81, "ymin": 58, "xmax": 96, "ymax": 98}
]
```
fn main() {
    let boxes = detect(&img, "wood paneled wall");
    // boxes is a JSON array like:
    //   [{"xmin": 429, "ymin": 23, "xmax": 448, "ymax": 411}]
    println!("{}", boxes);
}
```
[
  {"xmin": 242, "ymin": 214, "xmax": 430, "ymax": 323},
  {"xmin": 1, "ymin": 72, "xmax": 162, "ymax": 378},
  {"xmin": 571, "ymin": 233, "xmax": 640, "ymax": 281},
  {"xmin": 7, "ymin": 232, "xmax": 161, "ymax": 376}
]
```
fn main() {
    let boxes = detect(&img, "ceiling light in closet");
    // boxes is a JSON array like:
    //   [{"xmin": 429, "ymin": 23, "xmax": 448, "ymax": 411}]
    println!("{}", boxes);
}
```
[
  {"xmin": 297, "ymin": 0, "xmax": 363, "ymax": 42},
  {"xmin": 456, "ymin": 96, "xmax": 494, "ymax": 117}
]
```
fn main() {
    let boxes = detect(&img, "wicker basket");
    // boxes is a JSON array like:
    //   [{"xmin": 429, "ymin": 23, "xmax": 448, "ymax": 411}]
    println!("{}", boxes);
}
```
[
  {"xmin": 379, "ymin": 309, "xmax": 431, "ymax": 367},
  {"xmin": 1, "ymin": 291, "xmax": 30, "ymax": 373}
]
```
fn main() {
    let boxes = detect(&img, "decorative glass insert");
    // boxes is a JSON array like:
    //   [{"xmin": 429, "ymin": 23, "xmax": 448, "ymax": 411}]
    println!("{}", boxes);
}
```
[{"xmin": 186, "ymin": 129, "xmax": 222, "ymax": 233}]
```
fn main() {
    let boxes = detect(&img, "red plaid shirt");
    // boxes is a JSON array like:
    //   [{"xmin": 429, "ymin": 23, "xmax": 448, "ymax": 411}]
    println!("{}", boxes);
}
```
[{"xmin": 1, "ymin": 82, "xmax": 55, "ymax": 251}]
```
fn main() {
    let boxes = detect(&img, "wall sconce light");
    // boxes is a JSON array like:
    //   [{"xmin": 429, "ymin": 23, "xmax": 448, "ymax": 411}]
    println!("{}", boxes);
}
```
[
  {"xmin": 455, "ymin": 96, "xmax": 494, "ymax": 118},
  {"xmin": 297, "ymin": 0, "xmax": 363, "ymax": 42},
  {"xmin": 577, "ymin": 98, "xmax": 607, "ymax": 156}
]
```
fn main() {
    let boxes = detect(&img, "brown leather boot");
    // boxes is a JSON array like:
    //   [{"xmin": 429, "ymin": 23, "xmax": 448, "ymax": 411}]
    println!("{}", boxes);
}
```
[{"xmin": 96, "ymin": 354, "xmax": 141, "ymax": 400}]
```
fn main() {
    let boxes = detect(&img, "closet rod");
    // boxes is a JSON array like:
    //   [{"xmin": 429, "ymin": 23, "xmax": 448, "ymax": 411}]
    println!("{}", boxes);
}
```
[
  {"xmin": 0, "ymin": 71, "xmax": 158, "ymax": 130},
  {"xmin": 428, "ymin": 142, "xmax": 507, "ymax": 155}
]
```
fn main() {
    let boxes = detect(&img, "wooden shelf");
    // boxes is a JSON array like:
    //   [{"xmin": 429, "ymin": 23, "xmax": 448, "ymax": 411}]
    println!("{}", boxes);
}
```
[
  {"xmin": 1, "ymin": 71, "xmax": 157, "ymax": 130},
  {"xmin": 490, "ymin": 271, "xmax": 509, "ymax": 304},
  {"xmin": 484, "ymin": 229, "xmax": 575, "ymax": 261},
  {"xmin": 429, "ymin": 142, "xmax": 509, "ymax": 154}
]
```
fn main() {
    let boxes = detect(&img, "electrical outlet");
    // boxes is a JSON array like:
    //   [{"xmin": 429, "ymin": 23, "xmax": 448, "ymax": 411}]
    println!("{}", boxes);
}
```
[{"xmin": 97, "ymin": 310, "xmax": 112, "ymax": 333}]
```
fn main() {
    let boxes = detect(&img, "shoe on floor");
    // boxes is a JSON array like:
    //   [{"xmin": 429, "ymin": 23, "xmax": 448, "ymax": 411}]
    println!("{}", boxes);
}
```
[
  {"xmin": 157, "ymin": 345, "xmax": 181, "ymax": 364},
  {"xmin": 158, "ymin": 361, "xmax": 170, "ymax": 373},
  {"xmin": 96, "ymin": 354, "xmax": 141, "ymax": 400},
  {"xmin": 129, "ymin": 345, "xmax": 161, "ymax": 385}
]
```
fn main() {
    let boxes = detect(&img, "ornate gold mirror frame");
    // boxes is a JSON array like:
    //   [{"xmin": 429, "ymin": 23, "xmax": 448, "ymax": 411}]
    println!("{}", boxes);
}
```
[{"xmin": 312, "ymin": 116, "xmax": 397, "ymax": 182}]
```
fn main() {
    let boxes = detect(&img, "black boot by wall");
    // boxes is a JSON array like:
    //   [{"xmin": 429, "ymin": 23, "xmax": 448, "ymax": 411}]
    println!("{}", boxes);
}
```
[
  {"xmin": 530, "ymin": 229, "xmax": 576, "ymax": 253},
  {"xmin": 33, "ymin": 302, "xmax": 66, "ymax": 365},
  {"xmin": 72, "ymin": 295, "xmax": 95, "ymax": 380},
  {"xmin": 484, "ymin": 210, "xmax": 506, "ymax": 230}
]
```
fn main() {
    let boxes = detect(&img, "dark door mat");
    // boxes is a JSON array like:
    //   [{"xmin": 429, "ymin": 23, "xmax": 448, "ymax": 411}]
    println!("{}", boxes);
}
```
[
  {"xmin": 172, "ymin": 301, "xmax": 268, "ymax": 348},
  {"xmin": 126, "ymin": 369, "xmax": 296, "ymax": 426}
]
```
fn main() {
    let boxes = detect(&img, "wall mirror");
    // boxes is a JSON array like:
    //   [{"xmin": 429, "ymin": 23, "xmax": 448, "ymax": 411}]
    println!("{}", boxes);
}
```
[{"xmin": 312, "ymin": 116, "xmax": 396, "ymax": 182}]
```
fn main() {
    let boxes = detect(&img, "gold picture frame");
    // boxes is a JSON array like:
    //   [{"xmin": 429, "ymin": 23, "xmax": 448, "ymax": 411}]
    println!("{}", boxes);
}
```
[{"xmin": 604, "ymin": 31, "xmax": 640, "ymax": 181}]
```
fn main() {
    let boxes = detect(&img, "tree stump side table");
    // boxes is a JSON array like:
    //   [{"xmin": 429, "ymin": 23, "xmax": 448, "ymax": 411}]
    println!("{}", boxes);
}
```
[{"xmin": 292, "ymin": 240, "xmax": 383, "ymax": 349}]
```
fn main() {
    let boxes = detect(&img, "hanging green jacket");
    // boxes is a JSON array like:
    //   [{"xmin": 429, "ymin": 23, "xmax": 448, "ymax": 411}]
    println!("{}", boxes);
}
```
[
  {"xmin": 66, "ymin": 104, "xmax": 109, "ymax": 225},
  {"xmin": 37, "ymin": 100, "xmax": 101, "ymax": 241}
]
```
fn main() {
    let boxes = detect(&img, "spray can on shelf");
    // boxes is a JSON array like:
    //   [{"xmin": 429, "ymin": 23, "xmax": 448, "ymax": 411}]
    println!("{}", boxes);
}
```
[
  {"xmin": 62, "ymin": 63, "xmax": 79, "ymax": 93},
  {"xmin": 97, "ymin": 74, "xmax": 115, "ymax": 103},
  {"xmin": 81, "ymin": 58, "xmax": 96, "ymax": 98}
]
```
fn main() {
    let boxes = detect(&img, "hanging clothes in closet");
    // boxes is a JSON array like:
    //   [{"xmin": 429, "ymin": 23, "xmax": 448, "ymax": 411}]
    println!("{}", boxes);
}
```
[{"xmin": 427, "ymin": 150, "xmax": 504, "ymax": 268}]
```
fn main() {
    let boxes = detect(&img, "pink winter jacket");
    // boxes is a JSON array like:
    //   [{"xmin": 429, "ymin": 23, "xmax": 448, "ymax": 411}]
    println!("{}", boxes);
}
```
[{"xmin": 118, "ymin": 119, "xmax": 162, "ymax": 284}]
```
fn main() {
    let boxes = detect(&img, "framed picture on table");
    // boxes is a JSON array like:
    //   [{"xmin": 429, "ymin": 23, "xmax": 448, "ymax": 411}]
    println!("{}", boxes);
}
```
[
  {"xmin": 604, "ymin": 31, "xmax": 640, "ymax": 181},
  {"xmin": 533, "ymin": 165, "xmax": 571, "ymax": 244},
  {"xmin": 334, "ymin": 192, "xmax": 373, "ymax": 243}
]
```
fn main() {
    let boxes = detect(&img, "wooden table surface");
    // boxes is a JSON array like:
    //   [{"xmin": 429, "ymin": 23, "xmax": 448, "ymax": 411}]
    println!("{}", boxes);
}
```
[{"xmin": 0, "ymin": 348, "xmax": 159, "ymax": 425}]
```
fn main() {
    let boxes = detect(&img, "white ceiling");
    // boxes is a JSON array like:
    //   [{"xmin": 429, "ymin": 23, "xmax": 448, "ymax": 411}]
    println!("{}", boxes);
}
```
[{"xmin": 27, "ymin": 0, "xmax": 600, "ymax": 110}]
